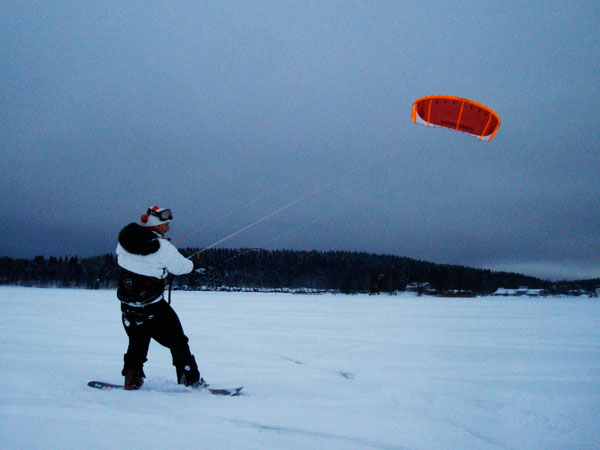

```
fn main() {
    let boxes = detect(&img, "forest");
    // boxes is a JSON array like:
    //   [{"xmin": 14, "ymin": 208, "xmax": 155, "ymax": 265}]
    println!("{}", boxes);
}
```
[{"xmin": 3, "ymin": 248, "xmax": 596, "ymax": 296}]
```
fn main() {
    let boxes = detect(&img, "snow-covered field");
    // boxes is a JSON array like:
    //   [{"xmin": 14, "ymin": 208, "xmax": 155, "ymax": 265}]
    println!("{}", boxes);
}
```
[{"xmin": 1, "ymin": 287, "xmax": 598, "ymax": 449}]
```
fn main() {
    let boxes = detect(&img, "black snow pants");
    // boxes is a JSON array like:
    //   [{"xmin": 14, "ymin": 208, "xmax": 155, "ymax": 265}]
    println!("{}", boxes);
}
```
[{"xmin": 121, "ymin": 299, "xmax": 199, "ymax": 382}]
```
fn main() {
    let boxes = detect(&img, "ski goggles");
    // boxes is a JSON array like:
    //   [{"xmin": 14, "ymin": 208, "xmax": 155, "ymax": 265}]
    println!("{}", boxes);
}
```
[{"xmin": 147, "ymin": 208, "xmax": 173, "ymax": 221}]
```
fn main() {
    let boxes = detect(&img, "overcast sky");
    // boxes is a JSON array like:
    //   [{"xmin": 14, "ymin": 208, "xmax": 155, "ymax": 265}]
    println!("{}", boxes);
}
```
[{"xmin": 2, "ymin": 1, "xmax": 599, "ymax": 280}]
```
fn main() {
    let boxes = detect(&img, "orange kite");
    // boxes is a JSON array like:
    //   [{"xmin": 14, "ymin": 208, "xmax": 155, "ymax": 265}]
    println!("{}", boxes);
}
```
[{"xmin": 412, "ymin": 95, "xmax": 500, "ymax": 141}]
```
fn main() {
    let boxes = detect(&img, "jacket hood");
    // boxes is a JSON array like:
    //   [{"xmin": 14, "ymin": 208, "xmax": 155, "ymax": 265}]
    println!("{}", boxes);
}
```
[{"xmin": 118, "ymin": 223, "xmax": 160, "ymax": 256}]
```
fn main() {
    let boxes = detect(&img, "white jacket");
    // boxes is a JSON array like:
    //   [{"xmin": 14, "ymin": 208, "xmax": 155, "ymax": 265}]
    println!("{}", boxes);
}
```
[{"xmin": 117, "ymin": 233, "xmax": 193, "ymax": 279}]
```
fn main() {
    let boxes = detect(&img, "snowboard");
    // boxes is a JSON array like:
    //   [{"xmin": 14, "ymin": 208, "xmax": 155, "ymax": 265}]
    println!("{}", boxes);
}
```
[{"xmin": 87, "ymin": 380, "xmax": 243, "ymax": 396}]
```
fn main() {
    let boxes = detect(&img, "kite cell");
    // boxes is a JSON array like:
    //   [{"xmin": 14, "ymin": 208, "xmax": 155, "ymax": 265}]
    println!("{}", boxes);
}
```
[{"xmin": 412, "ymin": 95, "xmax": 500, "ymax": 141}]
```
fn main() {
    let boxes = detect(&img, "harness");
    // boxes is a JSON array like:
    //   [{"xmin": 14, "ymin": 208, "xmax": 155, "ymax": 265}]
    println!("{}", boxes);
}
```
[{"xmin": 117, "ymin": 268, "xmax": 165, "ymax": 306}]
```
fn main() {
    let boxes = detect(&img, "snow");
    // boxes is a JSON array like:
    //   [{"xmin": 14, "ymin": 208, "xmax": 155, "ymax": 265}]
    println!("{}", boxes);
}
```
[{"xmin": 1, "ymin": 287, "xmax": 599, "ymax": 449}]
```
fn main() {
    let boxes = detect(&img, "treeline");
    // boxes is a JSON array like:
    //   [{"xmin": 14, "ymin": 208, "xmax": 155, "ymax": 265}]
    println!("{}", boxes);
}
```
[
  {"xmin": 0, "ymin": 254, "xmax": 119, "ymax": 289},
  {"xmin": 0, "ymin": 248, "xmax": 560, "ymax": 295},
  {"xmin": 181, "ymin": 248, "xmax": 550, "ymax": 294}
]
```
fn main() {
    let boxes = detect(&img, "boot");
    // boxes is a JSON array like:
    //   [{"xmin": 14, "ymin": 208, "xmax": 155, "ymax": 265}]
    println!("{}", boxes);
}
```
[
  {"xmin": 123, "ymin": 367, "xmax": 144, "ymax": 390},
  {"xmin": 176, "ymin": 356, "xmax": 205, "ymax": 387}
]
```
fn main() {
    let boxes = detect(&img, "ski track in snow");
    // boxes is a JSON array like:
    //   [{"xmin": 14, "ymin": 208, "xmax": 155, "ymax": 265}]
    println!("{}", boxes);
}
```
[
  {"xmin": 1, "ymin": 287, "xmax": 599, "ymax": 449},
  {"xmin": 270, "ymin": 352, "xmax": 356, "ymax": 380},
  {"xmin": 231, "ymin": 419, "xmax": 413, "ymax": 450}
]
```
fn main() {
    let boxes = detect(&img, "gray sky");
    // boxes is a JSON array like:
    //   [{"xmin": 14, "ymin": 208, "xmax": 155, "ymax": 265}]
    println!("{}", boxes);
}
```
[{"xmin": 2, "ymin": 1, "xmax": 599, "ymax": 280}]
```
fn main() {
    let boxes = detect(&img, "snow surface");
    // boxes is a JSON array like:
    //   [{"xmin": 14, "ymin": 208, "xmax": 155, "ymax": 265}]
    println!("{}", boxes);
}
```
[{"xmin": 1, "ymin": 287, "xmax": 599, "ymax": 449}]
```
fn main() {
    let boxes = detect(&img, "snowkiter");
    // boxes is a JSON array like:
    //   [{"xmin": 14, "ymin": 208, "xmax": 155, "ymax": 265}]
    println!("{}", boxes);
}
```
[{"xmin": 116, "ymin": 205, "xmax": 203, "ymax": 390}]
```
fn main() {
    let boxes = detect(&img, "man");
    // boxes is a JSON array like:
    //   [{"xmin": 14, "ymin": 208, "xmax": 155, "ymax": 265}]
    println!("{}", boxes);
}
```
[{"xmin": 116, "ymin": 205, "xmax": 203, "ymax": 390}]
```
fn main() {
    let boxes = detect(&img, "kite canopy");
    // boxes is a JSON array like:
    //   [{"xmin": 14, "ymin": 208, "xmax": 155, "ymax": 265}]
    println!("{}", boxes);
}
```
[{"xmin": 411, "ymin": 95, "xmax": 500, "ymax": 141}]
